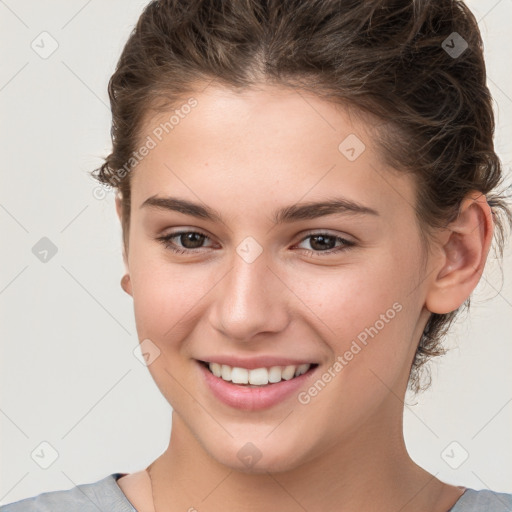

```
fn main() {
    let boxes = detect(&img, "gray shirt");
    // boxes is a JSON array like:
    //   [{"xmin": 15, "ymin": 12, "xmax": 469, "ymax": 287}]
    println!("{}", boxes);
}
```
[{"xmin": 1, "ymin": 473, "xmax": 512, "ymax": 511}]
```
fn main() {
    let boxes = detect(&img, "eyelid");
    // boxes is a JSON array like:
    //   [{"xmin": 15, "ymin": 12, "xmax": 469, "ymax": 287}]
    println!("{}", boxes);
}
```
[
  {"xmin": 298, "ymin": 228, "xmax": 355, "ymax": 243},
  {"xmin": 159, "ymin": 226, "xmax": 213, "ymax": 239}
]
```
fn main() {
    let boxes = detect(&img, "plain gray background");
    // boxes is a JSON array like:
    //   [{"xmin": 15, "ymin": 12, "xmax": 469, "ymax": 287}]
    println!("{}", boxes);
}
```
[{"xmin": 1, "ymin": 0, "xmax": 511, "ymax": 505}]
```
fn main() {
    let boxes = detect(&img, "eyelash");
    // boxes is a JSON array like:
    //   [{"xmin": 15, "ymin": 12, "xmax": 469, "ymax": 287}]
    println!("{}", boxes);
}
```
[{"xmin": 155, "ymin": 230, "xmax": 356, "ymax": 257}]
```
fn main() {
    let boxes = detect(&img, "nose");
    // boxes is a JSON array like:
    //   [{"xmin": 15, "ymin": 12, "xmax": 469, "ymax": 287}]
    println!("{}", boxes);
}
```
[{"xmin": 208, "ymin": 247, "xmax": 291, "ymax": 342}]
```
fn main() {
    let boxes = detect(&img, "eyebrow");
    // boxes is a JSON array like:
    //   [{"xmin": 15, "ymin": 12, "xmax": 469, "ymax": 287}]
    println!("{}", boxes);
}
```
[{"xmin": 140, "ymin": 195, "xmax": 379, "ymax": 224}]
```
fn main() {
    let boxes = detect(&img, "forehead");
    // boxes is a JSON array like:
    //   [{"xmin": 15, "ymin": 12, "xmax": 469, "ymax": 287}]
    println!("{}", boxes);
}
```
[{"xmin": 131, "ymin": 84, "xmax": 416, "ymax": 223}]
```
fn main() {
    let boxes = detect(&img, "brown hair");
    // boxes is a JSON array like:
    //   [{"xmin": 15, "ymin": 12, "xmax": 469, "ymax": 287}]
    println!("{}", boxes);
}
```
[{"xmin": 91, "ymin": 0, "xmax": 512, "ymax": 393}]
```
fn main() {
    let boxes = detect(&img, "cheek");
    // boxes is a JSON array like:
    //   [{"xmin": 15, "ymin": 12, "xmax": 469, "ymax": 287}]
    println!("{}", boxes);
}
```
[
  {"xmin": 292, "ymin": 256, "xmax": 409, "ymax": 336},
  {"xmin": 293, "ymin": 250, "xmax": 419, "ymax": 382},
  {"xmin": 129, "ymin": 247, "xmax": 215, "ymax": 344},
  {"xmin": 294, "ymin": 269, "xmax": 416, "ymax": 433}
]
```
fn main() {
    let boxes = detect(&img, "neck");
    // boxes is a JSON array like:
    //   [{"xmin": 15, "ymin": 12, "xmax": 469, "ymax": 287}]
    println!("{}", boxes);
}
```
[{"xmin": 147, "ymin": 406, "xmax": 461, "ymax": 512}]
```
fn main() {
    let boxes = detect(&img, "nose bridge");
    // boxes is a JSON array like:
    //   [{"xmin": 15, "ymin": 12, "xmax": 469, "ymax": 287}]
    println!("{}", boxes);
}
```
[{"xmin": 210, "ymin": 238, "xmax": 289, "ymax": 340}]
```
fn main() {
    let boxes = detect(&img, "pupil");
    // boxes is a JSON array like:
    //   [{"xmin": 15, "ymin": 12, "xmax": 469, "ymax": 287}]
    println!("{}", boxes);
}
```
[
  {"xmin": 182, "ymin": 232, "xmax": 204, "ymax": 249},
  {"xmin": 311, "ymin": 235, "xmax": 334, "ymax": 251}
]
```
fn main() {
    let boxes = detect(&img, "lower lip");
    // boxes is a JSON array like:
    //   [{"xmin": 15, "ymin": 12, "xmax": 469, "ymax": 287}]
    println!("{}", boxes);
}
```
[{"xmin": 197, "ymin": 360, "xmax": 318, "ymax": 411}]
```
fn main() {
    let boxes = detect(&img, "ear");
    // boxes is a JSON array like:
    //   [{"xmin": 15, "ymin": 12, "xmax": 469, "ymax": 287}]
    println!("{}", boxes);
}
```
[
  {"xmin": 115, "ymin": 192, "xmax": 123, "ymax": 223},
  {"xmin": 115, "ymin": 193, "xmax": 131, "ymax": 277},
  {"xmin": 425, "ymin": 191, "xmax": 494, "ymax": 314}
]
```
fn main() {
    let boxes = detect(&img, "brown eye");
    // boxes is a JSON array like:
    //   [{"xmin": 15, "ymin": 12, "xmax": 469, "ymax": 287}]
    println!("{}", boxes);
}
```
[
  {"xmin": 296, "ymin": 232, "xmax": 356, "ymax": 257},
  {"xmin": 307, "ymin": 234, "xmax": 337, "ymax": 251},
  {"xmin": 156, "ymin": 230, "xmax": 213, "ymax": 254},
  {"xmin": 176, "ymin": 232, "xmax": 207, "ymax": 249}
]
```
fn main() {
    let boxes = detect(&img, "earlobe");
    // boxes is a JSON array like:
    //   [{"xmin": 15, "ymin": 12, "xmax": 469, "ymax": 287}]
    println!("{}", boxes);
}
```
[
  {"xmin": 425, "ymin": 192, "xmax": 494, "ymax": 314},
  {"xmin": 121, "ymin": 273, "xmax": 133, "ymax": 296}
]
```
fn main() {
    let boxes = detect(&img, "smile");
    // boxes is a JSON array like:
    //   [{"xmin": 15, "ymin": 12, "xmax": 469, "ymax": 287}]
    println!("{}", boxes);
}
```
[{"xmin": 199, "ymin": 360, "xmax": 318, "ymax": 387}]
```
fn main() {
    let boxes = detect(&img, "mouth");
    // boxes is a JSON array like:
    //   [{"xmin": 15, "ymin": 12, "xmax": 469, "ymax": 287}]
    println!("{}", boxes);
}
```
[{"xmin": 197, "ymin": 359, "xmax": 319, "ymax": 388}]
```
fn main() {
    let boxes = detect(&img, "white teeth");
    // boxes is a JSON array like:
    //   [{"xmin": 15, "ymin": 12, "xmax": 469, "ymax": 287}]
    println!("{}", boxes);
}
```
[
  {"xmin": 248, "ymin": 368, "xmax": 268, "ymax": 385},
  {"xmin": 221, "ymin": 364, "xmax": 232, "ymax": 381},
  {"xmin": 268, "ymin": 366, "xmax": 282, "ymax": 383},
  {"xmin": 295, "ymin": 363, "xmax": 310, "ymax": 377},
  {"xmin": 210, "ymin": 362, "xmax": 222, "ymax": 377},
  {"xmin": 281, "ymin": 365, "xmax": 296, "ymax": 380},
  {"xmin": 207, "ymin": 362, "xmax": 312, "ymax": 385},
  {"xmin": 231, "ymin": 367, "xmax": 249, "ymax": 384}
]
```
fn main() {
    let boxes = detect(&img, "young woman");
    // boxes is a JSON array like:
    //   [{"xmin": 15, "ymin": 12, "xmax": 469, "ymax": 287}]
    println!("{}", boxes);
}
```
[{"xmin": 2, "ymin": 0, "xmax": 511, "ymax": 511}]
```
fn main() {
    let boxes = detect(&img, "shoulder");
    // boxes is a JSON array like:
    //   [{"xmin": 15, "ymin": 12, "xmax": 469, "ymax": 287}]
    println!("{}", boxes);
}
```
[
  {"xmin": 0, "ymin": 473, "xmax": 136, "ymax": 512},
  {"xmin": 450, "ymin": 488, "xmax": 512, "ymax": 512}
]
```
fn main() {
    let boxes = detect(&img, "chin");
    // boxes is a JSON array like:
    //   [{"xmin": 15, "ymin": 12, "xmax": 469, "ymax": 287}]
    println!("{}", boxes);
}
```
[{"xmin": 204, "ymin": 438, "xmax": 308, "ymax": 475}]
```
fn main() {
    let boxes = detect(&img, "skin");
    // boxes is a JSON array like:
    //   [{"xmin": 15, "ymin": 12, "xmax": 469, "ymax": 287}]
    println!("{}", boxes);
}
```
[{"xmin": 115, "ymin": 83, "xmax": 493, "ymax": 512}]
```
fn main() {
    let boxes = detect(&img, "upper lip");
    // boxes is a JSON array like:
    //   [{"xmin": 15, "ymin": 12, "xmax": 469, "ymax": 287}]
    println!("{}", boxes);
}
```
[{"xmin": 197, "ymin": 355, "xmax": 318, "ymax": 370}]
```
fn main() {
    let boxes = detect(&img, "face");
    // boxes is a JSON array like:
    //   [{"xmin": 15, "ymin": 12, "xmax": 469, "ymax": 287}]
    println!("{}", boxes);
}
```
[{"xmin": 121, "ymin": 84, "xmax": 433, "ymax": 473}]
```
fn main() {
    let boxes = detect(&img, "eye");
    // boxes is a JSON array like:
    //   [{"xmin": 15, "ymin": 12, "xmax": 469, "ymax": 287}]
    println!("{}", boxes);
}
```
[
  {"xmin": 156, "ymin": 230, "xmax": 215, "ymax": 254},
  {"xmin": 156, "ymin": 229, "xmax": 356, "ymax": 257},
  {"xmin": 294, "ymin": 231, "xmax": 356, "ymax": 257}
]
